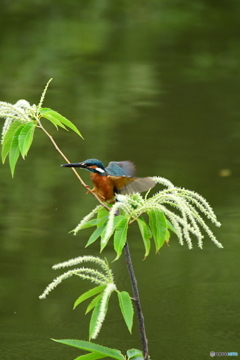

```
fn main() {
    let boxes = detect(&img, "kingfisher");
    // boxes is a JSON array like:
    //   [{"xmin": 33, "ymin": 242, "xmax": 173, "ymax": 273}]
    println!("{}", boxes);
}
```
[{"xmin": 61, "ymin": 159, "xmax": 155, "ymax": 203}]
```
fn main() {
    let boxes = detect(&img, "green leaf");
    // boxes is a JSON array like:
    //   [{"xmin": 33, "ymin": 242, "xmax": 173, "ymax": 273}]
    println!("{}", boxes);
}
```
[
  {"xmin": 81, "ymin": 216, "xmax": 109, "ymax": 229},
  {"xmin": 148, "ymin": 210, "xmax": 167, "ymax": 252},
  {"xmin": 100, "ymin": 215, "xmax": 125, "ymax": 252},
  {"xmin": 74, "ymin": 286, "xmax": 105, "ymax": 309},
  {"xmin": 40, "ymin": 108, "xmax": 67, "ymax": 130},
  {"xmin": 18, "ymin": 122, "xmax": 35, "ymax": 158},
  {"xmin": 52, "ymin": 339, "xmax": 124, "ymax": 360},
  {"xmin": 117, "ymin": 291, "xmax": 134, "ymax": 333},
  {"xmin": 40, "ymin": 108, "xmax": 83, "ymax": 138},
  {"xmin": 126, "ymin": 349, "xmax": 143, "ymax": 359},
  {"xmin": 166, "ymin": 219, "xmax": 177, "ymax": 234},
  {"xmin": 89, "ymin": 289, "xmax": 112, "ymax": 340},
  {"xmin": 97, "ymin": 207, "xmax": 109, "ymax": 224},
  {"xmin": 74, "ymin": 353, "xmax": 106, "ymax": 360},
  {"xmin": 137, "ymin": 218, "xmax": 152, "ymax": 258},
  {"xmin": 86, "ymin": 224, "xmax": 107, "ymax": 247},
  {"xmin": 9, "ymin": 125, "xmax": 25, "ymax": 177},
  {"xmin": 113, "ymin": 217, "xmax": 129, "ymax": 260},
  {"xmin": 85, "ymin": 293, "xmax": 103, "ymax": 314},
  {"xmin": 165, "ymin": 229, "xmax": 170, "ymax": 245},
  {"xmin": 89, "ymin": 298, "xmax": 102, "ymax": 340},
  {"xmin": 1, "ymin": 121, "xmax": 22, "ymax": 163}
]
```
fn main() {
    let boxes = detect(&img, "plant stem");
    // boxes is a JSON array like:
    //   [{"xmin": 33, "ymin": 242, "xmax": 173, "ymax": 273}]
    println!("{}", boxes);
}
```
[
  {"xmin": 124, "ymin": 242, "xmax": 149, "ymax": 360},
  {"xmin": 38, "ymin": 119, "xmax": 148, "ymax": 356},
  {"xmin": 37, "ymin": 119, "xmax": 110, "ymax": 210}
]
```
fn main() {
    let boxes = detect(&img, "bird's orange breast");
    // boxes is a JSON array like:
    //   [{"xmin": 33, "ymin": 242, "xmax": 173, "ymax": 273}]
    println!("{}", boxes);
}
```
[{"xmin": 90, "ymin": 173, "xmax": 115, "ymax": 202}]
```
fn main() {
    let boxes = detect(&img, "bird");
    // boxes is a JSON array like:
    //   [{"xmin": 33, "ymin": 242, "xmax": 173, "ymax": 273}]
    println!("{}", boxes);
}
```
[{"xmin": 61, "ymin": 158, "xmax": 155, "ymax": 203}]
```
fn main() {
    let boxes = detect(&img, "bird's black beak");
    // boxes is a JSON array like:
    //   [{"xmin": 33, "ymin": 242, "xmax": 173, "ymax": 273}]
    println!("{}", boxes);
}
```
[{"xmin": 61, "ymin": 162, "xmax": 86, "ymax": 168}]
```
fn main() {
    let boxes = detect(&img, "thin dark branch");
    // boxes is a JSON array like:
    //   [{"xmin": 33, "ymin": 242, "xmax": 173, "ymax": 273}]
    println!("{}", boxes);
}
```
[{"xmin": 124, "ymin": 242, "xmax": 149, "ymax": 360}]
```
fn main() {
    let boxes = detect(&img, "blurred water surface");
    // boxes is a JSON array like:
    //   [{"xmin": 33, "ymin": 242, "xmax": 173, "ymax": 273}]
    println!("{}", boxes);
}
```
[{"xmin": 0, "ymin": 1, "xmax": 240, "ymax": 359}]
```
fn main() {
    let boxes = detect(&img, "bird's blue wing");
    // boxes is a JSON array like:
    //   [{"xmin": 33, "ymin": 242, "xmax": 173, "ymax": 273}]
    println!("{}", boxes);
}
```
[
  {"xmin": 106, "ymin": 161, "xmax": 136, "ymax": 176},
  {"xmin": 108, "ymin": 175, "xmax": 156, "ymax": 194}
]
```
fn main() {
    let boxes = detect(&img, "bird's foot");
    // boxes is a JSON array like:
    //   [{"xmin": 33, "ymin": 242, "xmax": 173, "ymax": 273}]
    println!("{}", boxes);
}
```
[{"xmin": 86, "ymin": 187, "xmax": 94, "ymax": 195}]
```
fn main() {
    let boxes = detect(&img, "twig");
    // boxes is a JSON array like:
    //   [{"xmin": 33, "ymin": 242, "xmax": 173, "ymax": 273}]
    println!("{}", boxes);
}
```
[{"xmin": 37, "ymin": 119, "xmax": 110, "ymax": 210}]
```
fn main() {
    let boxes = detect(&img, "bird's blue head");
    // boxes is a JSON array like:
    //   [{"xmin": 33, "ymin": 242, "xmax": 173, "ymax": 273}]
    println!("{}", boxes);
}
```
[{"xmin": 61, "ymin": 158, "xmax": 106, "ymax": 174}]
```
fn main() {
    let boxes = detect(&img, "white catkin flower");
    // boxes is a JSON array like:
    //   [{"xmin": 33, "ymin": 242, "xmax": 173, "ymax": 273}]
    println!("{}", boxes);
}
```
[
  {"xmin": 39, "ymin": 270, "xmax": 76, "ymax": 299},
  {"xmin": 53, "ymin": 256, "xmax": 114, "ymax": 283},
  {"xmin": 38, "ymin": 78, "xmax": 52, "ymax": 109},
  {"xmin": 91, "ymin": 283, "xmax": 117, "ymax": 339},
  {"xmin": 114, "ymin": 196, "xmax": 133, "ymax": 216},
  {"xmin": 152, "ymin": 176, "xmax": 175, "ymax": 189},
  {"xmin": 1, "ymin": 117, "xmax": 13, "ymax": 144},
  {"xmin": 101, "ymin": 202, "xmax": 123, "ymax": 247},
  {"xmin": 0, "ymin": 99, "xmax": 36, "ymax": 143},
  {"xmin": 53, "ymin": 255, "xmax": 107, "ymax": 271},
  {"xmin": 39, "ymin": 266, "xmax": 112, "ymax": 300},
  {"xmin": 15, "ymin": 99, "xmax": 31, "ymax": 110},
  {"xmin": 73, "ymin": 177, "xmax": 222, "ymax": 249},
  {"xmin": 72, "ymin": 268, "xmax": 108, "ymax": 285},
  {"xmin": 39, "ymin": 256, "xmax": 116, "ymax": 301},
  {"xmin": 164, "ymin": 210, "xmax": 185, "ymax": 246},
  {"xmin": 115, "ymin": 194, "xmax": 128, "ymax": 202},
  {"xmin": 111, "ymin": 180, "xmax": 223, "ymax": 249},
  {"xmin": 73, "ymin": 205, "xmax": 102, "ymax": 235}
]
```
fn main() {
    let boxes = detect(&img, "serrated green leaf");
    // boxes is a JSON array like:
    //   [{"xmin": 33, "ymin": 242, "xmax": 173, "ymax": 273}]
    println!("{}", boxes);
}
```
[
  {"xmin": 74, "ymin": 353, "xmax": 105, "ymax": 360},
  {"xmin": 74, "ymin": 286, "xmax": 105, "ymax": 309},
  {"xmin": 52, "ymin": 339, "xmax": 124, "ymax": 360},
  {"xmin": 18, "ymin": 122, "xmax": 35, "ymax": 158},
  {"xmin": 100, "ymin": 215, "xmax": 125, "ymax": 252},
  {"xmin": 156, "ymin": 211, "xmax": 168, "ymax": 248},
  {"xmin": 148, "ymin": 210, "xmax": 167, "ymax": 252},
  {"xmin": 97, "ymin": 207, "xmax": 109, "ymax": 224},
  {"xmin": 117, "ymin": 291, "xmax": 134, "ymax": 333},
  {"xmin": 81, "ymin": 216, "xmax": 109, "ymax": 229},
  {"xmin": 113, "ymin": 217, "xmax": 129, "ymax": 261},
  {"xmin": 126, "ymin": 349, "xmax": 143, "ymax": 359},
  {"xmin": 78, "ymin": 219, "xmax": 98, "ymax": 229},
  {"xmin": 86, "ymin": 224, "xmax": 107, "ymax": 247},
  {"xmin": 166, "ymin": 219, "xmax": 177, "ymax": 234},
  {"xmin": 165, "ymin": 228, "xmax": 170, "ymax": 245},
  {"xmin": 40, "ymin": 108, "xmax": 83, "ymax": 138},
  {"xmin": 74, "ymin": 353, "xmax": 106, "ymax": 360},
  {"xmin": 137, "ymin": 218, "xmax": 152, "ymax": 258},
  {"xmin": 9, "ymin": 125, "xmax": 25, "ymax": 177},
  {"xmin": 40, "ymin": 108, "xmax": 67, "ymax": 130},
  {"xmin": 85, "ymin": 293, "xmax": 103, "ymax": 314},
  {"xmin": 1, "ymin": 121, "xmax": 22, "ymax": 163}
]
